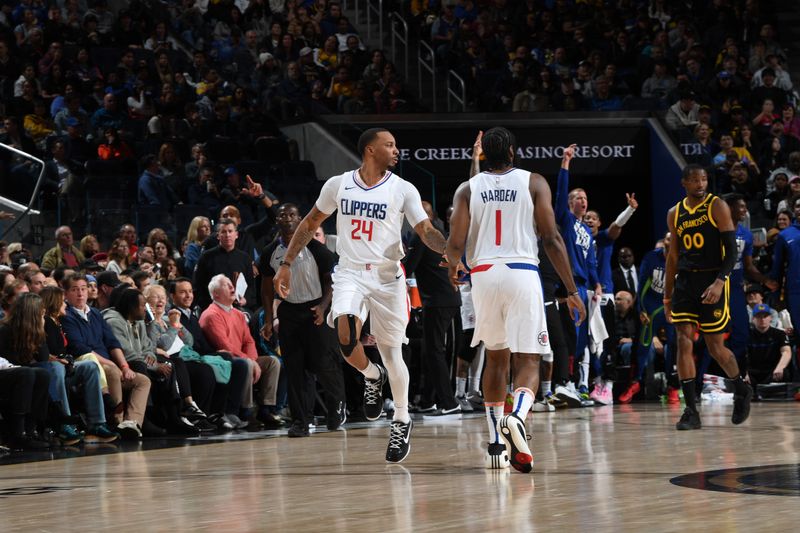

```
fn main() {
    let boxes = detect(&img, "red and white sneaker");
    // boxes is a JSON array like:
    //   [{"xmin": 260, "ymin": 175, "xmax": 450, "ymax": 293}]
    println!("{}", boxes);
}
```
[{"xmin": 666, "ymin": 387, "xmax": 681, "ymax": 404}]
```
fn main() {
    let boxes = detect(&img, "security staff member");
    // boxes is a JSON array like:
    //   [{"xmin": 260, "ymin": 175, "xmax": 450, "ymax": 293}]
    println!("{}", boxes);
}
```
[
  {"xmin": 259, "ymin": 204, "xmax": 345, "ymax": 437},
  {"xmin": 664, "ymin": 164, "xmax": 753, "ymax": 431}
]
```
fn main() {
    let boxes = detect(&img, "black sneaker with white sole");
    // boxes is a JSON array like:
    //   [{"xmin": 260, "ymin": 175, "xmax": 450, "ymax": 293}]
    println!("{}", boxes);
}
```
[
  {"xmin": 423, "ymin": 404, "xmax": 462, "ymax": 417},
  {"xmin": 327, "ymin": 401, "xmax": 347, "ymax": 430},
  {"xmin": 385, "ymin": 419, "xmax": 413, "ymax": 463},
  {"xmin": 364, "ymin": 365, "xmax": 387, "ymax": 421},
  {"xmin": 497, "ymin": 414, "xmax": 533, "ymax": 473},
  {"xmin": 485, "ymin": 442, "xmax": 510, "ymax": 469}
]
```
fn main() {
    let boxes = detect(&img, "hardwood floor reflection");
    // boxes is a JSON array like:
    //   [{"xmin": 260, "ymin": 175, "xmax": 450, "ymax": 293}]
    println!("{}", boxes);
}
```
[{"xmin": 1, "ymin": 402, "xmax": 798, "ymax": 531}]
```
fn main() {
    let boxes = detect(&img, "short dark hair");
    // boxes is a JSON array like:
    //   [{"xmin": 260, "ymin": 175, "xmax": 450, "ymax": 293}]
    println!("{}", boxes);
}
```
[
  {"xmin": 169, "ymin": 277, "xmax": 193, "ymax": 295},
  {"xmin": 218, "ymin": 217, "xmax": 237, "ymax": 228},
  {"xmin": 62, "ymin": 272, "xmax": 87, "ymax": 290},
  {"xmin": 130, "ymin": 270, "xmax": 150, "ymax": 290},
  {"xmin": 481, "ymin": 127, "xmax": 516, "ymax": 170},
  {"xmin": 357, "ymin": 127, "xmax": 389, "ymax": 156},
  {"xmin": 681, "ymin": 163, "xmax": 706, "ymax": 180}
]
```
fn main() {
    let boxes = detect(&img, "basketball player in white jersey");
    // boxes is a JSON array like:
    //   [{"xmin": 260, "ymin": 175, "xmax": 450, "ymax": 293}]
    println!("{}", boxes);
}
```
[
  {"xmin": 446, "ymin": 128, "xmax": 585, "ymax": 472},
  {"xmin": 273, "ymin": 128, "xmax": 448, "ymax": 463}
]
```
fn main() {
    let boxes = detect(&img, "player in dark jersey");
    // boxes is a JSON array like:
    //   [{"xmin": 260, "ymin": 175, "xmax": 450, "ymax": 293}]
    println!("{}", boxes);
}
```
[{"xmin": 663, "ymin": 164, "xmax": 753, "ymax": 430}]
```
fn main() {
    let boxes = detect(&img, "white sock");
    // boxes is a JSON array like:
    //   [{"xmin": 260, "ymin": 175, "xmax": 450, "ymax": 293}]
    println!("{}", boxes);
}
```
[
  {"xmin": 541, "ymin": 380, "xmax": 552, "ymax": 395},
  {"xmin": 511, "ymin": 387, "xmax": 535, "ymax": 419},
  {"xmin": 360, "ymin": 360, "xmax": 380, "ymax": 381},
  {"xmin": 485, "ymin": 402, "xmax": 504, "ymax": 444},
  {"xmin": 606, "ymin": 381, "xmax": 613, "ymax": 392},
  {"xmin": 456, "ymin": 377, "xmax": 467, "ymax": 397},
  {"xmin": 579, "ymin": 348, "xmax": 590, "ymax": 389},
  {"xmin": 378, "ymin": 343, "xmax": 410, "ymax": 423}
]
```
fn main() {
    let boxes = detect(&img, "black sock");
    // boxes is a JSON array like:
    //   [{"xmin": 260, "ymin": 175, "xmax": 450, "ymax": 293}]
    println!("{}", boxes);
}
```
[
  {"xmin": 10, "ymin": 414, "xmax": 25, "ymax": 437},
  {"xmin": 728, "ymin": 374, "xmax": 749, "ymax": 395},
  {"xmin": 681, "ymin": 379, "xmax": 697, "ymax": 412}
]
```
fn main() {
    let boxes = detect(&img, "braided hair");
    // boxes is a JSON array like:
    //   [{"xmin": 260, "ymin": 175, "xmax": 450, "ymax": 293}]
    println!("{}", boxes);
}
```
[{"xmin": 481, "ymin": 127, "xmax": 516, "ymax": 170}]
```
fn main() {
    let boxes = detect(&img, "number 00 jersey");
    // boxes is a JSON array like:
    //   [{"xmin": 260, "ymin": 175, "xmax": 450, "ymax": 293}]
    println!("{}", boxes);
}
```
[
  {"xmin": 465, "ymin": 168, "xmax": 539, "ymax": 268},
  {"xmin": 316, "ymin": 169, "xmax": 428, "ymax": 266},
  {"xmin": 673, "ymin": 193, "xmax": 723, "ymax": 271}
]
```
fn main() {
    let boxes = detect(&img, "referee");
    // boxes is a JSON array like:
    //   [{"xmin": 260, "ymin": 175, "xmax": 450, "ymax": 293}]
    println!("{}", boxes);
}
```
[{"xmin": 259, "ymin": 203, "xmax": 345, "ymax": 437}]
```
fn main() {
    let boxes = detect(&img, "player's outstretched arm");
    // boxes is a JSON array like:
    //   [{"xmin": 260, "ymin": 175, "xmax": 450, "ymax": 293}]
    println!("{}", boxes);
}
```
[
  {"xmin": 445, "ymin": 182, "xmax": 471, "ymax": 289},
  {"xmin": 414, "ymin": 218, "xmax": 448, "ymax": 255},
  {"xmin": 273, "ymin": 206, "xmax": 330, "ymax": 298},
  {"xmin": 554, "ymin": 144, "xmax": 577, "ymax": 224},
  {"xmin": 470, "ymin": 131, "xmax": 483, "ymax": 178},
  {"xmin": 531, "ymin": 173, "xmax": 586, "ymax": 325},
  {"xmin": 663, "ymin": 207, "xmax": 679, "ymax": 322},
  {"xmin": 607, "ymin": 192, "xmax": 638, "ymax": 240}
]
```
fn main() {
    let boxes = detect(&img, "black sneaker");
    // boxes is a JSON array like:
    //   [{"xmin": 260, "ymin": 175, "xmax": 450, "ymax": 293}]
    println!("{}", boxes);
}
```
[
  {"xmin": 287, "ymin": 420, "xmax": 310, "ymax": 438},
  {"xmin": 364, "ymin": 365, "xmax": 387, "ymax": 421},
  {"xmin": 423, "ymin": 404, "xmax": 462, "ymax": 417},
  {"xmin": 327, "ymin": 401, "xmax": 347, "ymax": 430},
  {"xmin": 386, "ymin": 419, "xmax": 413, "ymax": 463},
  {"xmin": 676, "ymin": 408, "xmax": 702, "ymax": 430},
  {"xmin": 731, "ymin": 383, "xmax": 753, "ymax": 425}
]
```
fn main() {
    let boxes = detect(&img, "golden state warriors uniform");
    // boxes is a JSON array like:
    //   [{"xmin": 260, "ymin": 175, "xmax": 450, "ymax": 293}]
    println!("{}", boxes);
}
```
[{"xmin": 671, "ymin": 194, "xmax": 730, "ymax": 332}]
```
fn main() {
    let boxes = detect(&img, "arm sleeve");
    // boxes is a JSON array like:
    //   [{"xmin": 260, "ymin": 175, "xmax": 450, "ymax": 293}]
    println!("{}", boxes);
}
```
[
  {"xmin": 401, "ymin": 182, "xmax": 428, "ymax": 227},
  {"xmin": 147, "ymin": 319, "xmax": 178, "ymax": 351},
  {"xmin": 717, "ymin": 230, "xmax": 738, "ymax": 280},
  {"xmin": 315, "ymin": 175, "xmax": 342, "ymax": 214}
]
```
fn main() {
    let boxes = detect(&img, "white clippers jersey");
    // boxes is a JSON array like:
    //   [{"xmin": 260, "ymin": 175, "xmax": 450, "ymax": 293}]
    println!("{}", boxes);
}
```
[
  {"xmin": 316, "ymin": 169, "xmax": 428, "ymax": 265},
  {"xmin": 465, "ymin": 168, "xmax": 539, "ymax": 268}
]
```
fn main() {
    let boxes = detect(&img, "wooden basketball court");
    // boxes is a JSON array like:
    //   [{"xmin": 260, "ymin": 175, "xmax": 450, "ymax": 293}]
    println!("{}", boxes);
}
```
[{"xmin": 1, "ymin": 403, "xmax": 798, "ymax": 531}]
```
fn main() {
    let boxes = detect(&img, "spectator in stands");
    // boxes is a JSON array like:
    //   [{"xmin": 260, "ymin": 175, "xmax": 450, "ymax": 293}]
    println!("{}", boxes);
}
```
[
  {"xmin": 183, "ymin": 216, "xmax": 212, "ymax": 274},
  {"xmin": 589, "ymin": 76, "xmax": 623, "ymax": 111},
  {"xmin": 103, "ymin": 287, "xmax": 198, "ymax": 435},
  {"xmin": 751, "ymin": 68, "xmax": 788, "ymax": 112},
  {"xmin": 782, "ymin": 105, "xmax": 800, "ymax": 142},
  {"xmin": 187, "ymin": 165, "xmax": 223, "ymax": 220},
  {"xmin": 200, "ymin": 274, "xmax": 283, "ymax": 428},
  {"xmin": 96, "ymin": 127, "xmax": 133, "ymax": 160},
  {"xmin": 138, "ymin": 154, "xmax": 181, "ymax": 213},
  {"xmin": 193, "ymin": 217, "xmax": 255, "ymax": 310},
  {"xmin": 641, "ymin": 61, "xmax": 677, "ymax": 107},
  {"xmin": 90, "ymin": 92, "xmax": 126, "ymax": 137},
  {"xmin": 0, "ymin": 116, "xmax": 39, "ymax": 202},
  {"xmin": 169, "ymin": 277, "xmax": 250, "ymax": 431},
  {"xmin": 665, "ymin": 89, "xmax": 699, "ymax": 130},
  {"xmin": 40, "ymin": 285, "xmax": 119, "ymax": 444},
  {"xmin": 79, "ymin": 235, "xmax": 100, "ymax": 259},
  {"xmin": 747, "ymin": 303, "xmax": 792, "ymax": 389},
  {"xmin": 61, "ymin": 274, "xmax": 151, "ymax": 439},
  {"xmin": 0, "ymin": 293, "xmax": 51, "ymax": 450},
  {"xmin": 23, "ymin": 269, "xmax": 45, "ymax": 294},
  {"xmin": 106, "ymin": 238, "xmax": 131, "ymax": 274},
  {"xmin": 41, "ymin": 226, "xmax": 84, "ymax": 270}
]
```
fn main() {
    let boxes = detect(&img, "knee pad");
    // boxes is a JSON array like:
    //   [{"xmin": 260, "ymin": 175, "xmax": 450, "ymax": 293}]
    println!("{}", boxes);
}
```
[{"xmin": 336, "ymin": 314, "xmax": 358, "ymax": 357}]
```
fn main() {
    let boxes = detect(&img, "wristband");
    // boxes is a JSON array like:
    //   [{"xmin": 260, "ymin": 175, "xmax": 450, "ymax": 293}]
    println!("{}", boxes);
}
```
[
  {"xmin": 614, "ymin": 205, "xmax": 636, "ymax": 227},
  {"xmin": 256, "ymin": 193, "xmax": 266, "ymax": 200},
  {"xmin": 569, "ymin": 291, "xmax": 579, "ymax": 297},
  {"xmin": 280, "ymin": 260, "xmax": 291, "ymax": 267},
  {"xmin": 662, "ymin": 298, "xmax": 671, "ymax": 303}
]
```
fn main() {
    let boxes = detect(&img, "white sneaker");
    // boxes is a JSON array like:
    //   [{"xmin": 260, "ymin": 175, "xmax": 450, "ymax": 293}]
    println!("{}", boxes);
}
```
[
  {"xmin": 532, "ymin": 399, "xmax": 555, "ymax": 412},
  {"xmin": 497, "ymin": 414, "xmax": 533, "ymax": 473},
  {"xmin": 117, "ymin": 420, "xmax": 141, "ymax": 439},
  {"xmin": 485, "ymin": 442, "xmax": 510, "ymax": 469},
  {"xmin": 554, "ymin": 383, "xmax": 582, "ymax": 408}
]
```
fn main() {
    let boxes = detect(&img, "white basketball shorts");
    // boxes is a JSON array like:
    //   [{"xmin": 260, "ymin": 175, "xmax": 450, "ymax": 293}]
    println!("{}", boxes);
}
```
[
  {"xmin": 469, "ymin": 261, "xmax": 549, "ymax": 354},
  {"xmin": 328, "ymin": 261, "xmax": 410, "ymax": 347}
]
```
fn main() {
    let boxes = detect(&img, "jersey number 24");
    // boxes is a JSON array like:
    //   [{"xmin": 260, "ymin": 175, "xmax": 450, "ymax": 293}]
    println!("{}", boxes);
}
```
[{"xmin": 351, "ymin": 219, "xmax": 374, "ymax": 241}]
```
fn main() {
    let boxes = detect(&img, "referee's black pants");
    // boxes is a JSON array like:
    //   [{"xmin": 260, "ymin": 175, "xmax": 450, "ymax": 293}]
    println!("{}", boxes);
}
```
[
  {"xmin": 277, "ymin": 299, "xmax": 345, "ymax": 425},
  {"xmin": 422, "ymin": 305, "xmax": 460, "ymax": 410}
]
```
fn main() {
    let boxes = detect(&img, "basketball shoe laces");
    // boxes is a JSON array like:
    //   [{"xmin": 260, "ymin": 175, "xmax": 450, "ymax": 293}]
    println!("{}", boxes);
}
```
[
  {"xmin": 364, "ymin": 377, "xmax": 382, "ymax": 405},
  {"xmin": 388, "ymin": 422, "xmax": 406, "ymax": 450}
]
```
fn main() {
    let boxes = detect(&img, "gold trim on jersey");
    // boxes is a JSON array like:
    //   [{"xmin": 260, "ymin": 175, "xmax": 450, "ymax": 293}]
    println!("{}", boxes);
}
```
[
  {"xmin": 707, "ymin": 196, "xmax": 718, "ymax": 228},
  {"xmin": 681, "ymin": 194, "xmax": 712, "ymax": 215}
]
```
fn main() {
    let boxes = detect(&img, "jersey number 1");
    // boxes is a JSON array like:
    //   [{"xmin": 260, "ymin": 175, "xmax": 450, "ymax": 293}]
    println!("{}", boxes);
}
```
[
  {"xmin": 495, "ymin": 210, "xmax": 502, "ymax": 245},
  {"xmin": 351, "ymin": 219, "xmax": 374, "ymax": 241}
]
